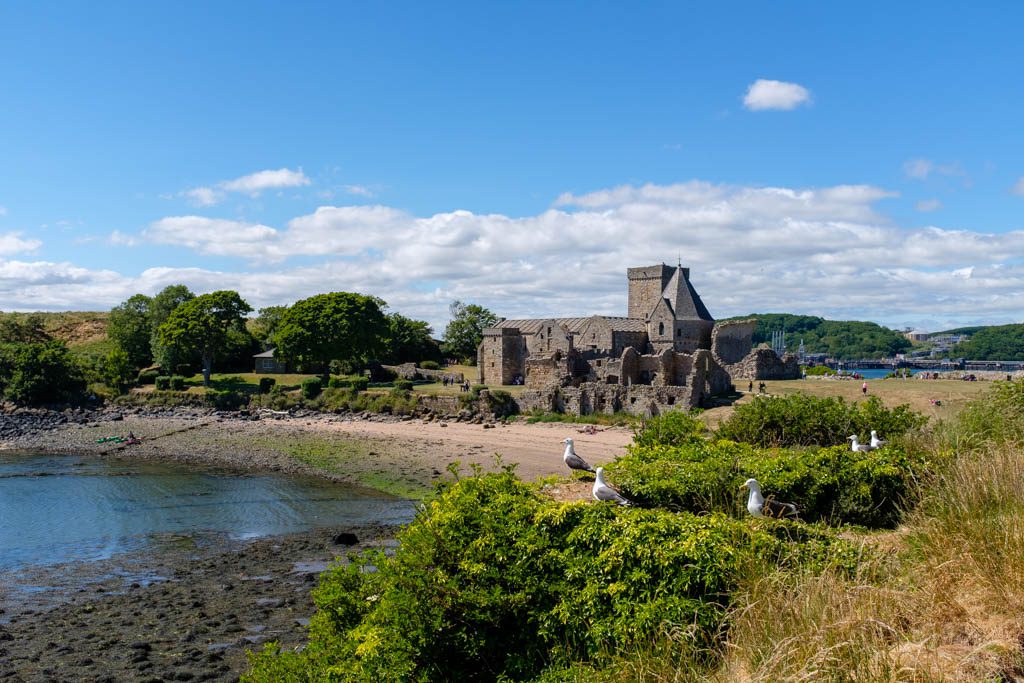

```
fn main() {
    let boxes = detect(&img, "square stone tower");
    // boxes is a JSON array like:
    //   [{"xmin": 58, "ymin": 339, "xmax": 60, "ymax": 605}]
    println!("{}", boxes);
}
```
[{"xmin": 626, "ymin": 264, "xmax": 677, "ymax": 320}]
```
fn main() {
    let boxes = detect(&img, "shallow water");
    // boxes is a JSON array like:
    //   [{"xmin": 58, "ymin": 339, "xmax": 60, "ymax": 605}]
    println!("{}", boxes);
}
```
[{"xmin": 0, "ymin": 451, "xmax": 414, "ymax": 574}]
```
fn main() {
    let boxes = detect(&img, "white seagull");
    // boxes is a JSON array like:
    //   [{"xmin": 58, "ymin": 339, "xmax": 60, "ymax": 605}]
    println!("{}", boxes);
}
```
[
  {"xmin": 561, "ymin": 437, "xmax": 595, "ymax": 473},
  {"xmin": 741, "ymin": 478, "xmax": 799, "ymax": 520},
  {"xmin": 592, "ymin": 467, "xmax": 633, "ymax": 506},
  {"xmin": 870, "ymin": 430, "xmax": 886, "ymax": 449},
  {"xmin": 848, "ymin": 435, "xmax": 874, "ymax": 452}
]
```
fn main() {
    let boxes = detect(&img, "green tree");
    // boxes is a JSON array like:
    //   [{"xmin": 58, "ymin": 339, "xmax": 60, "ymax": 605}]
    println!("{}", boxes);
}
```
[
  {"xmin": 108, "ymin": 293, "xmax": 153, "ymax": 368},
  {"xmin": 247, "ymin": 305, "xmax": 289, "ymax": 347},
  {"xmin": 157, "ymin": 290, "xmax": 252, "ymax": 386},
  {"xmin": 275, "ymin": 292, "xmax": 388, "ymax": 381},
  {"xmin": 726, "ymin": 313, "xmax": 911, "ymax": 359},
  {"xmin": 442, "ymin": 301, "xmax": 498, "ymax": 364},
  {"xmin": 103, "ymin": 347, "xmax": 136, "ymax": 393},
  {"xmin": 384, "ymin": 313, "xmax": 442, "ymax": 364},
  {"xmin": 149, "ymin": 284, "xmax": 196, "ymax": 373},
  {"xmin": 0, "ymin": 313, "xmax": 51, "ymax": 344},
  {"xmin": 0, "ymin": 340, "xmax": 86, "ymax": 405}
]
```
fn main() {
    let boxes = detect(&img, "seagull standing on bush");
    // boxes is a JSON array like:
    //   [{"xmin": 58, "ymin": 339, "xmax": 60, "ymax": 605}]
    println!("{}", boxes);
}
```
[
  {"xmin": 848, "ymin": 435, "xmax": 874, "ymax": 452},
  {"xmin": 741, "ymin": 478, "xmax": 799, "ymax": 519},
  {"xmin": 870, "ymin": 430, "xmax": 886, "ymax": 449},
  {"xmin": 593, "ymin": 467, "xmax": 633, "ymax": 506},
  {"xmin": 561, "ymin": 437, "xmax": 596, "ymax": 473}
]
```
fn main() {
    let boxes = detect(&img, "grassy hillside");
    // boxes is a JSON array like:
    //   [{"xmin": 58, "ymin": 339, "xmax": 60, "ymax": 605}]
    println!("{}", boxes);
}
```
[
  {"xmin": 0, "ymin": 311, "xmax": 109, "ymax": 347},
  {"xmin": 723, "ymin": 313, "xmax": 911, "ymax": 359}
]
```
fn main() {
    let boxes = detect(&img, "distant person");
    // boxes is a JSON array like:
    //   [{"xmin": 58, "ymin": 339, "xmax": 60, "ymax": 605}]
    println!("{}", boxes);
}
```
[
  {"xmin": 758, "ymin": 382, "xmax": 766, "ymax": 394},
  {"xmin": 861, "ymin": 381, "xmax": 868, "ymax": 395},
  {"xmin": 748, "ymin": 380, "xmax": 753, "ymax": 393}
]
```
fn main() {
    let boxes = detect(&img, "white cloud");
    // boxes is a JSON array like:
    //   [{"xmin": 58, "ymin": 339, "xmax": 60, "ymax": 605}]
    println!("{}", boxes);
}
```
[
  {"xmin": 181, "ymin": 167, "xmax": 311, "ymax": 206},
  {"xmin": 915, "ymin": 198, "xmax": 943, "ymax": 212},
  {"xmin": 108, "ymin": 230, "xmax": 139, "ymax": 246},
  {"xmin": 0, "ymin": 232, "xmax": 42, "ymax": 256},
  {"xmin": 343, "ymin": 184, "xmax": 374, "ymax": 197},
  {"xmin": 9, "ymin": 180, "xmax": 1024, "ymax": 331},
  {"xmin": 1012, "ymin": 177, "xmax": 1024, "ymax": 196},
  {"xmin": 903, "ymin": 158, "xmax": 964, "ymax": 180},
  {"xmin": 742, "ymin": 79, "xmax": 812, "ymax": 111},
  {"xmin": 0, "ymin": 206, "xmax": 7, "ymax": 217}
]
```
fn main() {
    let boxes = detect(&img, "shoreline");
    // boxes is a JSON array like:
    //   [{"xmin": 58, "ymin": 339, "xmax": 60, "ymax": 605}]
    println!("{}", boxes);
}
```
[{"xmin": 0, "ymin": 407, "xmax": 633, "ymax": 682}]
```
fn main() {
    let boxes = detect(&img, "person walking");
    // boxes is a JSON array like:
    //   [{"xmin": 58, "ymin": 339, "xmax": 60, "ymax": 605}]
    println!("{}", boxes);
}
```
[{"xmin": 861, "ymin": 381, "xmax": 868, "ymax": 395}]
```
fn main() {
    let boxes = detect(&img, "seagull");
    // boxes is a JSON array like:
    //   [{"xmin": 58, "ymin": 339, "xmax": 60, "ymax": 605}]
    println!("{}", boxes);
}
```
[
  {"xmin": 741, "ymin": 478, "xmax": 799, "ymax": 519},
  {"xmin": 592, "ymin": 467, "xmax": 633, "ymax": 506},
  {"xmin": 870, "ymin": 430, "xmax": 886, "ymax": 449},
  {"xmin": 561, "ymin": 437, "xmax": 596, "ymax": 473},
  {"xmin": 848, "ymin": 435, "xmax": 874, "ymax": 452}
]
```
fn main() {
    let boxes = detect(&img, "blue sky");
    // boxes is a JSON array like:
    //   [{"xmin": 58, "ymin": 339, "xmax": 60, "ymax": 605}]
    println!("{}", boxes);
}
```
[{"xmin": 1, "ymin": 2, "xmax": 1023, "ymax": 333}]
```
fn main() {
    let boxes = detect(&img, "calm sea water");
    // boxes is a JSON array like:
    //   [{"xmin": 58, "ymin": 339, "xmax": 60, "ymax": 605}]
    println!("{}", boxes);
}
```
[
  {"xmin": 844, "ymin": 367, "xmax": 947, "ymax": 379},
  {"xmin": 0, "ymin": 451, "xmax": 415, "ymax": 574}
]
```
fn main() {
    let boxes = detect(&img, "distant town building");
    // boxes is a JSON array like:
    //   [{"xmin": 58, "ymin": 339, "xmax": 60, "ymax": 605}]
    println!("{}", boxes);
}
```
[{"xmin": 903, "ymin": 330, "xmax": 930, "ymax": 342}]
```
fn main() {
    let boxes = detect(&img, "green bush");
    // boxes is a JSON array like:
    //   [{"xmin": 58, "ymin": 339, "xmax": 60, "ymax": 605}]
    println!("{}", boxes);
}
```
[
  {"xmin": 0, "ymin": 340, "xmax": 87, "ymax": 405},
  {"xmin": 485, "ymin": 389, "xmax": 519, "ymax": 417},
  {"xmin": 952, "ymin": 379, "xmax": 1024, "ymax": 448},
  {"xmin": 419, "ymin": 360, "xmax": 440, "ymax": 370},
  {"xmin": 393, "ymin": 378, "xmax": 414, "ymax": 392},
  {"xmin": 327, "ymin": 376, "xmax": 347, "ymax": 389},
  {"xmin": 206, "ymin": 389, "xmax": 249, "ymax": 410},
  {"xmin": 802, "ymin": 365, "xmax": 835, "ymax": 376},
  {"xmin": 609, "ymin": 439, "xmax": 922, "ymax": 528},
  {"xmin": 244, "ymin": 468, "xmax": 859, "ymax": 682},
  {"xmin": 169, "ymin": 375, "xmax": 186, "ymax": 391},
  {"xmin": 301, "ymin": 377, "xmax": 322, "ymax": 399},
  {"xmin": 154, "ymin": 375, "xmax": 171, "ymax": 390},
  {"xmin": 258, "ymin": 377, "xmax": 276, "ymax": 394},
  {"xmin": 716, "ymin": 394, "xmax": 926, "ymax": 448},
  {"xmin": 350, "ymin": 376, "xmax": 369, "ymax": 392},
  {"xmin": 633, "ymin": 410, "xmax": 706, "ymax": 449},
  {"xmin": 137, "ymin": 368, "xmax": 159, "ymax": 385}
]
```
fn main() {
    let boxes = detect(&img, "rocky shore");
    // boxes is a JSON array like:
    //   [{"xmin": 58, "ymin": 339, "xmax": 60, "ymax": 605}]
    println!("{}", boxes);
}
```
[{"xmin": 0, "ymin": 404, "xmax": 632, "ymax": 682}]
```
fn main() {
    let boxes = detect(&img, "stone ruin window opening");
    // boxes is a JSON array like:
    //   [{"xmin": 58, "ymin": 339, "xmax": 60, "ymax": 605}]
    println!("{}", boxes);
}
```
[
  {"xmin": 658, "ymin": 322, "xmax": 664, "ymax": 335},
  {"xmin": 607, "ymin": 375, "xmax": 618, "ymax": 384},
  {"xmin": 667, "ymin": 396, "xmax": 676, "ymax": 405}
]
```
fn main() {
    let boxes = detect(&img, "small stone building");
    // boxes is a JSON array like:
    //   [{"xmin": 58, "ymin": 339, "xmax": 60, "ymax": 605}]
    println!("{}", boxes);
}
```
[
  {"xmin": 253, "ymin": 348, "xmax": 290, "ymax": 374},
  {"xmin": 477, "ymin": 263, "xmax": 798, "ymax": 415}
]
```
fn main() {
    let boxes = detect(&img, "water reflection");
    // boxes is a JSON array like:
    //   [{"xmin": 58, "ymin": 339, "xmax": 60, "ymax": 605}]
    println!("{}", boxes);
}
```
[{"xmin": 0, "ymin": 451, "xmax": 414, "ymax": 572}]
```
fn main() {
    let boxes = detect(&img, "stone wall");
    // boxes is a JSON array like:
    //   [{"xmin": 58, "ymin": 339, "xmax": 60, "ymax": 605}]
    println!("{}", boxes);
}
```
[
  {"xmin": 383, "ymin": 363, "xmax": 464, "ymax": 383},
  {"xmin": 711, "ymin": 319, "xmax": 757, "ymax": 365},
  {"xmin": 516, "ymin": 382, "xmax": 698, "ymax": 417},
  {"xmin": 478, "ymin": 327, "xmax": 526, "ymax": 385},
  {"xmin": 721, "ymin": 348, "xmax": 800, "ymax": 380}
]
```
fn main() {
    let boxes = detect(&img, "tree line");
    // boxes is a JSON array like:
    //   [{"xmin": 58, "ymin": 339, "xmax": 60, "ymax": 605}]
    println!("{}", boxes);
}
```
[{"xmin": 727, "ymin": 313, "xmax": 912, "ymax": 360}]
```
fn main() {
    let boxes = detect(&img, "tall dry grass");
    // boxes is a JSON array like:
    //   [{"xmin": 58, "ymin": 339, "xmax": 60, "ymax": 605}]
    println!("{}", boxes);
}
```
[{"xmin": 610, "ymin": 381, "xmax": 1024, "ymax": 683}]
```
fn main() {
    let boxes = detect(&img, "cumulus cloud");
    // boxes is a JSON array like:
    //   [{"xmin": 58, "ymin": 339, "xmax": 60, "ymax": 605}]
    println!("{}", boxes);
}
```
[
  {"xmin": 0, "ymin": 232, "xmax": 42, "ymax": 256},
  {"xmin": 1012, "ymin": 177, "xmax": 1024, "ymax": 196},
  {"xmin": 10, "ymin": 180, "xmax": 1024, "ymax": 331},
  {"xmin": 182, "ymin": 168, "xmax": 311, "ymax": 206},
  {"xmin": 742, "ymin": 79, "xmax": 811, "ymax": 111},
  {"xmin": 343, "ymin": 184, "xmax": 374, "ymax": 197},
  {"xmin": 915, "ymin": 198, "xmax": 943, "ymax": 212}
]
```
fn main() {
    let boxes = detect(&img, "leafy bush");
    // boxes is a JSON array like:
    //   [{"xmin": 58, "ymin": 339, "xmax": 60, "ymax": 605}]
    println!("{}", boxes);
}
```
[
  {"xmin": 419, "ymin": 360, "xmax": 440, "ymax": 370},
  {"xmin": 301, "ymin": 377, "xmax": 322, "ymax": 399},
  {"xmin": 609, "ymin": 439, "xmax": 922, "ymax": 528},
  {"xmin": 0, "ymin": 340, "xmax": 87, "ymax": 405},
  {"xmin": 206, "ymin": 389, "xmax": 249, "ymax": 410},
  {"xmin": 952, "ymin": 379, "xmax": 1024, "ymax": 448},
  {"xmin": 632, "ymin": 410, "xmax": 706, "ymax": 449},
  {"xmin": 154, "ymin": 375, "xmax": 171, "ymax": 390},
  {"xmin": 244, "ymin": 468, "xmax": 859, "ymax": 682},
  {"xmin": 393, "ymin": 378, "xmax": 414, "ymax": 392},
  {"xmin": 169, "ymin": 375, "xmax": 186, "ymax": 391},
  {"xmin": 136, "ymin": 368, "xmax": 160, "ymax": 385},
  {"xmin": 485, "ymin": 389, "xmax": 519, "ymax": 417},
  {"xmin": 802, "ymin": 365, "xmax": 834, "ymax": 376},
  {"xmin": 258, "ymin": 377, "xmax": 275, "ymax": 394},
  {"xmin": 327, "ymin": 375, "xmax": 347, "ymax": 388},
  {"xmin": 349, "ymin": 376, "xmax": 369, "ymax": 392},
  {"xmin": 716, "ymin": 394, "xmax": 926, "ymax": 448}
]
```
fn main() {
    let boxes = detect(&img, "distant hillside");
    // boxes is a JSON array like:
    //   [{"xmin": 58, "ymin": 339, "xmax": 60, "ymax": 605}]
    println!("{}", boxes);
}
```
[
  {"xmin": 952, "ymin": 324, "xmax": 1024, "ymax": 361},
  {"xmin": 0, "ymin": 311, "xmax": 110, "ymax": 349},
  {"xmin": 722, "ymin": 313, "xmax": 911, "ymax": 360},
  {"xmin": 930, "ymin": 325, "xmax": 988, "ymax": 337}
]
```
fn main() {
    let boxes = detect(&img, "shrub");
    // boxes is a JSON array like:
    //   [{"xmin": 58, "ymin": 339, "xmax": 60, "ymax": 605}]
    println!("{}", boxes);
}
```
[
  {"xmin": 327, "ymin": 376, "xmax": 347, "ymax": 389},
  {"xmin": 393, "ymin": 379, "xmax": 414, "ymax": 392},
  {"xmin": 258, "ymin": 377, "xmax": 276, "ymax": 394},
  {"xmin": 169, "ymin": 375, "xmax": 186, "ymax": 391},
  {"xmin": 716, "ymin": 394, "xmax": 926, "ymax": 448},
  {"xmin": 350, "ymin": 376, "xmax": 369, "ymax": 392},
  {"xmin": 632, "ymin": 410, "xmax": 706, "ymax": 449},
  {"xmin": 206, "ymin": 389, "xmax": 249, "ymax": 410},
  {"xmin": 154, "ymin": 375, "xmax": 171, "ymax": 390},
  {"xmin": 136, "ymin": 368, "xmax": 159, "ymax": 385},
  {"xmin": 485, "ymin": 389, "xmax": 518, "ymax": 417},
  {"xmin": 244, "ymin": 468, "xmax": 859, "ymax": 682},
  {"xmin": 802, "ymin": 365, "xmax": 835, "ymax": 376},
  {"xmin": 301, "ymin": 377, "xmax": 322, "ymax": 399},
  {"xmin": 0, "ymin": 340, "xmax": 87, "ymax": 405},
  {"xmin": 608, "ymin": 439, "xmax": 922, "ymax": 528},
  {"xmin": 419, "ymin": 360, "xmax": 440, "ymax": 370}
]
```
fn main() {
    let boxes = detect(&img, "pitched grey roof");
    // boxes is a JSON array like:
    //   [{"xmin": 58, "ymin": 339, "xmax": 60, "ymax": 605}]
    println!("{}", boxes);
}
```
[
  {"xmin": 253, "ymin": 349, "xmax": 277, "ymax": 358},
  {"xmin": 662, "ymin": 268, "xmax": 714, "ymax": 321},
  {"xmin": 496, "ymin": 316, "xmax": 646, "ymax": 335}
]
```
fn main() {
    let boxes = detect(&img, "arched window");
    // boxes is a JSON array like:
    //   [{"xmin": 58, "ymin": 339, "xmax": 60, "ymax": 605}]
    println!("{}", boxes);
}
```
[{"xmin": 658, "ymin": 321, "xmax": 664, "ymax": 335}]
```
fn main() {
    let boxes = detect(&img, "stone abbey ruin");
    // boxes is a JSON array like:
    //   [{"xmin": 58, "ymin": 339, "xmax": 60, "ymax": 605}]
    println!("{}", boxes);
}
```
[{"xmin": 477, "ymin": 263, "xmax": 799, "ymax": 415}]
